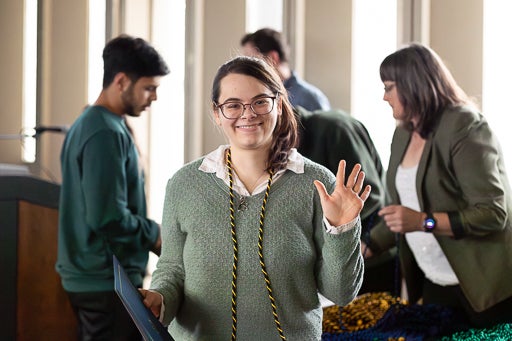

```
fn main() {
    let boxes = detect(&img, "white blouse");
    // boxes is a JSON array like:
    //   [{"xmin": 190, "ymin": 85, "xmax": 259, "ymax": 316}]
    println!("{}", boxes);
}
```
[{"xmin": 396, "ymin": 164, "xmax": 459, "ymax": 286}]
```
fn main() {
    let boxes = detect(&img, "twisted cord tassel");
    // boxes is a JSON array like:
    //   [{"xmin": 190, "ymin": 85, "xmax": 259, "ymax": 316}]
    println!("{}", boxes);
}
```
[
  {"xmin": 226, "ymin": 150, "xmax": 238, "ymax": 341},
  {"xmin": 226, "ymin": 149, "xmax": 285, "ymax": 340},
  {"xmin": 257, "ymin": 170, "xmax": 286, "ymax": 340}
]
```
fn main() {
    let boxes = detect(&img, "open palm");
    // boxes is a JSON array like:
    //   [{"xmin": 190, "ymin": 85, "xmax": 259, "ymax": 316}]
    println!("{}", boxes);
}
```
[{"xmin": 314, "ymin": 160, "xmax": 371, "ymax": 226}]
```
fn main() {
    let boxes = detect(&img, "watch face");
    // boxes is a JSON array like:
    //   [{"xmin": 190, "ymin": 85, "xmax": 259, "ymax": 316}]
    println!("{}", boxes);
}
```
[{"xmin": 424, "ymin": 217, "xmax": 436, "ymax": 231}]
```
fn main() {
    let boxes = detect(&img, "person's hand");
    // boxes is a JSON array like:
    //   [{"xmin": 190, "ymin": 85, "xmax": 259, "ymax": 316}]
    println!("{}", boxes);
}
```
[
  {"xmin": 151, "ymin": 228, "xmax": 162, "ymax": 256},
  {"xmin": 314, "ymin": 160, "xmax": 371, "ymax": 226},
  {"xmin": 360, "ymin": 241, "xmax": 374, "ymax": 258},
  {"xmin": 378, "ymin": 205, "xmax": 424, "ymax": 233},
  {"xmin": 139, "ymin": 289, "xmax": 163, "ymax": 319}
]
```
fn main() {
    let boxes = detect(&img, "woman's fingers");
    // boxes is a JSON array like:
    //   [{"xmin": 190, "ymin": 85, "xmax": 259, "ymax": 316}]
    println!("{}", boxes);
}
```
[
  {"xmin": 337, "ymin": 160, "xmax": 366, "ymax": 195},
  {"xmin": 313, "ymin": 179, "xmax": 328, "ymax": 203},
  {"xmin": 360, "ymin": 184, "xmax": 371, "ymax": 202},
  {"xmin": 335, "ymin": 160, "xmax": 347, "ymax": 189},
  {"xmin": 138, "ymin": 288, "xmax": 162, "ymax": 318}
]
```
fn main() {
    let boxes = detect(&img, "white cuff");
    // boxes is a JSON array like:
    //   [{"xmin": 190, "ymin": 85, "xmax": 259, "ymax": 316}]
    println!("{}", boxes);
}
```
[{"xmin": 324, "ymin": 215, "xmax": 360, "ymax": 234}]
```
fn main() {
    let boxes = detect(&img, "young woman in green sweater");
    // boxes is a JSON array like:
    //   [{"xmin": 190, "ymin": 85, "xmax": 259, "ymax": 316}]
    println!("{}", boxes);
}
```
[{"xmin": 140, "ymin": 56, "xmax": 371, "ymax": 340}]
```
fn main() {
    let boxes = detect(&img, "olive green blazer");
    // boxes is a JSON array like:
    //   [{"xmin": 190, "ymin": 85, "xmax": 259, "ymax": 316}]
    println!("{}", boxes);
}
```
[{"xmin": 370, "ymin": 106, "xmax": 512, "ymax": 312}]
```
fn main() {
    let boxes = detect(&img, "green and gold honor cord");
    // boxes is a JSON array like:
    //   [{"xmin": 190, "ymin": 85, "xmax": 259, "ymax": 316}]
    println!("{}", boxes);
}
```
[{"xmin": 226, "ymin": 149, "xmax": 286, "ymax": 340}]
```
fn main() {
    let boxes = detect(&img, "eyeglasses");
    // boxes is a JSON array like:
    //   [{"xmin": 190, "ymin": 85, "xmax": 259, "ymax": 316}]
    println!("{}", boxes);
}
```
[{"xmin": 215, "ymin": 94, "xmax": 278, "ymax": 120}]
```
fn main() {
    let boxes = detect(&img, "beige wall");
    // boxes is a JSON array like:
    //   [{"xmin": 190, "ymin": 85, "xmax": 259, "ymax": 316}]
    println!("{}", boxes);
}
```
[
  {"xmin": 38, "ymin": 0, "xmax": 89, "ymax": 181},
  {"xmin": 430, "ymin": 0, "xmax": 483, "ymax": 105},
  {"xmin": 304, "ymin": 0, "xmax": 352, "ymax": 112},
  {"xmin": 0, "ymin": 0, "xmax": 488, "ymax": 180},
  {"xmin": 0, "ymin": 0, "xmax": 88, "ymax": 180},
  {"xmin": 200, "ymin": 0, "xmax": 246, "ymax": 156},
  {"xmin": 0, "ymin": 0, "xmax": 24, "ymax": 164},
  {"xmin": 183, "ymin": 0, "xmax": 249, "ymax": 162}
]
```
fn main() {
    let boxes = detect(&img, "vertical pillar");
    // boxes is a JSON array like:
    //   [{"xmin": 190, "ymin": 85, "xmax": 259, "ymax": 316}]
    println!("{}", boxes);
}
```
[
  {"xmin": 303, "ymin": 0, "xmax": 352, "ymax": 111},
  {"xmin": 38, "ymin": 0, "xmax": 88, "ymax": 182},
  {"xmin": 0, "ymin": 0, "xmax": 26, "ymax": 164},
  {"xmin": 185, "ymin": 0, "xmax": 246, "ymax": 160},
  {"xmin": 430, "ymin": 0, "xmax": 483, "ymax": 102},
  {"xmin": 397, "ymin": 0, "xmax": 430, "ymax": 46}
]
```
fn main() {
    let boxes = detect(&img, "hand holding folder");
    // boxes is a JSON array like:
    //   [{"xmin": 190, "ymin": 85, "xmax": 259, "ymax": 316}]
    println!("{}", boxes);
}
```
[{"xmin": 113, "ymin": 255, "xmax": 174, "ymax": 341}]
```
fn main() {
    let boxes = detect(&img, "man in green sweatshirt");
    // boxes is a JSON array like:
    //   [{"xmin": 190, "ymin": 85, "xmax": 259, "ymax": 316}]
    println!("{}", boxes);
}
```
[{"xmin": 56, "ymin": 34, "xmax": 169, "ymax": 341}]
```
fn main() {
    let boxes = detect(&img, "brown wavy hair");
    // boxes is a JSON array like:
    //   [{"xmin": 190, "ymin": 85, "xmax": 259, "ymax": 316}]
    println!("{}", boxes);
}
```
[
  {"xmin": 211, "ymin": 56, "xmax": 298, "ymax": 171},
  {"xmin": 380, "ymin": 43, "xmax": 474, "ymax": 138}
]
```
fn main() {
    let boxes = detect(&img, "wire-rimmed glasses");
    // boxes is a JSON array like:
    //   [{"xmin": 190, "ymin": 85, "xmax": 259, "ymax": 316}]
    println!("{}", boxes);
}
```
[{"xmin": 215, "ymin": 94, "xmax": 278, "ymax": 120}]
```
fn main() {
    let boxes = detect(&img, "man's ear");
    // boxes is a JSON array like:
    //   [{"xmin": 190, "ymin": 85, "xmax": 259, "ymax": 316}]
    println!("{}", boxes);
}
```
[
  {"xmin": 113, "ymin": 72, "xmax": 130, "ymax": 92},
  {"xmin": 266, "ymin": 50, "xmax": 281, "ymax": 66}
]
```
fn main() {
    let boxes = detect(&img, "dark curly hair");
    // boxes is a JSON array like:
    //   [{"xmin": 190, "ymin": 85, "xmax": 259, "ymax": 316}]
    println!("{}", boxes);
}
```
[{"xmin": 102, "ymin": 34, "xmax": 169, "ymax": 88}]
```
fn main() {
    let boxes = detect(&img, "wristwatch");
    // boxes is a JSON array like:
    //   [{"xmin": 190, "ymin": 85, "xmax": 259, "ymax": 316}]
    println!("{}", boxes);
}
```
[{"xmin": 423, "ymin": 212, "xmax": 436, "ymax": 233}]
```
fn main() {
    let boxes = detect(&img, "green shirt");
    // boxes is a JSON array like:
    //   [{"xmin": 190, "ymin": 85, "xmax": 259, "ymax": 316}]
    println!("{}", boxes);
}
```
[{"xmin": 56, "ymin": 105, "xmax": 159, "ymax": 292}]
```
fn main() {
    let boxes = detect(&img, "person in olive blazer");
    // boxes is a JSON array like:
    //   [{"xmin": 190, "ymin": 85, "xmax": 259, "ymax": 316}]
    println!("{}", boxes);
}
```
[{"xmin": 363, "ymin": 43, "xmax": 512, "ymax": 328}]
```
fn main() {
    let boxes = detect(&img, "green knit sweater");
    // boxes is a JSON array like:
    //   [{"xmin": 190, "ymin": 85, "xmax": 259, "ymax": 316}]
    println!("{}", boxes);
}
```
[{"xmin": 151, "ymin": 157, "xmax": 363, "ymax": 340}]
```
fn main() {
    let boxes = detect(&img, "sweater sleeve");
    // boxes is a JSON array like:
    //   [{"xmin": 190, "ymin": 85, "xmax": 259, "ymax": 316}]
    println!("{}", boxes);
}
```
[
  {"xmin": 149, "ymin": 177, "xmax": 185, "ymax": 326},
  {"xmin": 445, "ymin": 113, "xmax": 508, "ymax": 237},
  {"xmin": 314, "ymin": 176, "xmax": 364, "ymax": 306},
  {"xmin": 81, "ymin": 129, "xmax": 159, "ymax": 251}
]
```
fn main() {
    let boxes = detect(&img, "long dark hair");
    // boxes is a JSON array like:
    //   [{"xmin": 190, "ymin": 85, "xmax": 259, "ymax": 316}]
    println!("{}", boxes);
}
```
[
  {"xmin": 380, "ymin": 43, "xmax": 473, "ymax": 138},
  {"xmin": 211, "ymin": 56, "xmax": 298, "ymax": 171}
]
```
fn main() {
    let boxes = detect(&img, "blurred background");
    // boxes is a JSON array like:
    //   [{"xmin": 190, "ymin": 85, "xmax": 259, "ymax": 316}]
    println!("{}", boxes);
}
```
[{"xmin": 1, "ymin": 0, "xmax": 511, "ymax": 226}]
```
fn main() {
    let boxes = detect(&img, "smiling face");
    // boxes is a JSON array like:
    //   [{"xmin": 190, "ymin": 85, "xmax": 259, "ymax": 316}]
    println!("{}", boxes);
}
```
[{"xmin": 214, "ymin": 73, "xmax": 281, "ymax": 152}]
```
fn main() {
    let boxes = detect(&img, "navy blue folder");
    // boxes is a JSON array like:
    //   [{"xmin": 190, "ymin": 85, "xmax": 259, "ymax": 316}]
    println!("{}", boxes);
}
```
[{"xmin": 113, "ymin": 255, "xmax": 174, "ymax": 341}]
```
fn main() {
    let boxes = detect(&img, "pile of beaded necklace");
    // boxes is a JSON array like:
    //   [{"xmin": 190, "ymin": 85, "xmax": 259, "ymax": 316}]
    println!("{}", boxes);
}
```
[{"xmin": 226, "ymin": 148, "xmax": 286, "ymax": 340}]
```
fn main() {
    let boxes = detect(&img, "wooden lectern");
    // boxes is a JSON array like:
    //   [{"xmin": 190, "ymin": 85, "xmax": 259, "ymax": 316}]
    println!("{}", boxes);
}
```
[{"xmin": 0, "ymin": 175, "xmax": 77, "ymax": 340}]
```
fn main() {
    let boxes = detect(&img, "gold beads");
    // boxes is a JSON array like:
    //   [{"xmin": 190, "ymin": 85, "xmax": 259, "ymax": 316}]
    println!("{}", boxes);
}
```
[
  {"xmin": 322, "ymin": 305, "xmax": 343, "ymax": 334},
  {"xmin": 322, "ymin": 292, "xmax": 402, "ymax": 334}
]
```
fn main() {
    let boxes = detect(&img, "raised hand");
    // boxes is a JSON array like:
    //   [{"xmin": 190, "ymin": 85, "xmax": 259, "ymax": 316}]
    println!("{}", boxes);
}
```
[{"xmin": 313, "ymin": 160, "xmax": 371, "ymax": 226}]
